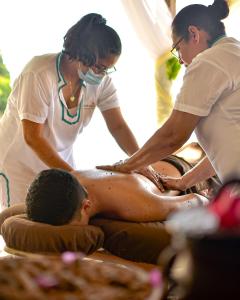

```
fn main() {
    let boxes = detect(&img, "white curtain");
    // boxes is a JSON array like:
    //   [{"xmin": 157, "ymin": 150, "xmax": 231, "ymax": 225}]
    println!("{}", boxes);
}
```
[
  {"xmin": 225, "ymin": 0, "xmax": 240, "ymax": 39},
  {"xmin": 121, "ymin": 0, "xmax": 173, "ymax": 60}
]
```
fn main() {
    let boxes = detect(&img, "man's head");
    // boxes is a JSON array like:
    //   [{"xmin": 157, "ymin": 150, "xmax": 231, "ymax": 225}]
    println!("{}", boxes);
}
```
[{"xmin": 26, "ymin": 169, "xmax": 89, "ymax": 226}]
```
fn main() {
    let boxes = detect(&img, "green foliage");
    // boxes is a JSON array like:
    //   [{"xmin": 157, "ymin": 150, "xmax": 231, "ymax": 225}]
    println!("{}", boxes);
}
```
[
  {"xmin": 166, "ymin": 56, "xmax": 181, "ymax": 80},
  {"xmin": 0, "ymin": 53, "xmax": 11, "ymax": 113}
]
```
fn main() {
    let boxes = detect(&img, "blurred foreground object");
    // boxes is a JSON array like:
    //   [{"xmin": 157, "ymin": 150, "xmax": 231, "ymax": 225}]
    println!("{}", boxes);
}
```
[
  {"xmin": 160, "ymin": 180, "xmax": 240, "ymax": 300},
  {"xmin": 0, "ymin": 252, "xmax": 162, "ymax": 300}
]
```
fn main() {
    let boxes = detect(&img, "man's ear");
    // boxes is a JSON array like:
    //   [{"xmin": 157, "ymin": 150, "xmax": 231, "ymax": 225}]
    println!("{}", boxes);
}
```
[
  {"xmin": 70, "ymin": 198, "xmax": 91, "ymax": 226},
  {"xmin": 81, "ymin": 198, "xmax": 92, "ymax": 215},
  {"xmin": 188, "ymin": 25, "xmax": 200, "ymax": 44}
]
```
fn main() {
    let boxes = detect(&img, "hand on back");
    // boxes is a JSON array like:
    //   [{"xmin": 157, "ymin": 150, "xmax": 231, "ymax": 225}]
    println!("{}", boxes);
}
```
[
  {"xmin": 160, "ymin": 176, "xmax": 186, "ymax": 191},
  {"xmin": 97, "ymin": 161, "xmax": 165, "ymax": 192}
]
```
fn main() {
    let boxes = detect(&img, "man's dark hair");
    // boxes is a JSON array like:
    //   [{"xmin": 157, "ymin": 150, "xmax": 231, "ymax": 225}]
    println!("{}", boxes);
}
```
[
  {"xmin": 26, "ymin": 169, "xmax": 88, "ymax": 226},
  {"xmin": 63, "ymin": 13, "xmax": 122, "ymax": 66},
  {"xmin": 172, "ymin": 0, "xmax": 229, "ymax": 46}
]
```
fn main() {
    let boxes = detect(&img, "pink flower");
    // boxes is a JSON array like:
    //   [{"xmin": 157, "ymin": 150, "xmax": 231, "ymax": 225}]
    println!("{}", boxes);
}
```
[
  {"xmin": 61, "ymin": 251, "xmax": 78, "ymax": 264},
  {"xmin": 35, "ymin": 275, "xmax": 59, "ymax": 288},
  {"xmin": 61, "ymin": 251, "xmax": 85, "ymax": 264},
  {"xmin": 149, "ymin": 269, "xmax": 162, "ymax": 288}
]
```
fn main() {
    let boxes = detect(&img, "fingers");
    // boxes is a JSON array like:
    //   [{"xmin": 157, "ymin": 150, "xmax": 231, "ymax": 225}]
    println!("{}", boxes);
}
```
[
  {"xmin": 159, "ymin": 174, "xmax": 171, "ymax": 182},
  {"xmin": 96, "ymin": 160, "xmax": 124, "ymax": 171},
  {"xmin": 160, "ymin": 175, "xmax": 174, "ymax": 184},
  {"xmin": 96, "ymin": 165, "xmax": 115, "ymax": 171},
  {"xmin": 136, "ymin": 167, "xmax": 165, "ymax": 192},
  {"xmin": 160, "ymin": 176, "xmax": 182, "ymax": 191},
  {"xmin": 155, "ymin": 179, "xmax": 165, "ymax": 192},
  {"xmin": 96, "ymin": 160, "xmax": 131, "ymax": 173},
  {"xmin": 146, "ymin": 172, "xmax": 164, "ymax": 191},
  {"xmin": 150, "ymin": 169, "xmax": 166, "ymax": 192},
  {"xmin": 153, "ymin": 173, "xmax": 165, "ymax": 192}
]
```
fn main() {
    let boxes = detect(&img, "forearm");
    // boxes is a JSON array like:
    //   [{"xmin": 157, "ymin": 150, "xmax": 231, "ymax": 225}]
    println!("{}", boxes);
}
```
[
  {"xmin": 181, "ymin": 156, "xmax": 216, "ymax": 189},
  {"xmin": 126, "ymin": 123, "xmax": 186, "ymax": 171},
  {"xmin": 26, "ymin": 136, "xmax": 73, "ymax": 172},
  {"xmin": 99, "ymin": 111, "xmax": 200, "ymax": 180},
  {"xmin": 121, "ymin": 111, "xmax": 201, "ymax": 172},
  {"xmin": 111, "ymin": 125, "xmax": 139, "ymax": 156}
]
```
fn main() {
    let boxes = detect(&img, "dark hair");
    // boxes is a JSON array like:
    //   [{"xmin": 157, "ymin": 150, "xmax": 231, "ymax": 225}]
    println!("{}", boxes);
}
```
[
  {"xmin": 172, "ymin": 0, "xmax": 229, "ymax": 45},
  {"xmin": 26, "ymin": 169, "xmax": 88, "ymax": 226},
  {"xmin": 63, "ymin": 13, "xmax": 122, "ymax": 66}
]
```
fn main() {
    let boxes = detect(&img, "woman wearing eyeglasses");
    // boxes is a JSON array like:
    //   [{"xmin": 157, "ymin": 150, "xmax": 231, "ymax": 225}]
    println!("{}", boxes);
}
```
[
  {"xmin": 99, "ymin": 0, "xmax": 240, "ymax": 194},
  {"xmin": 0, "ymin": 13, "xmax": 141, "ymax": 209}
]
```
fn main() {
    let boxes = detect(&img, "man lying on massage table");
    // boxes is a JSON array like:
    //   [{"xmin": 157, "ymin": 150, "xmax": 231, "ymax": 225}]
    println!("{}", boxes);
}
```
[{"xmin": 26, "ymin": 160, "xmax": 208, "ymax": 226}]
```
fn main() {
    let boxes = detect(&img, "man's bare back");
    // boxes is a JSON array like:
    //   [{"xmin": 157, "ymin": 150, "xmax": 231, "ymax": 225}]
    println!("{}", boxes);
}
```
[{"xmin": 72, "ymin": 167, "xmax": 208, "ymax": 222}]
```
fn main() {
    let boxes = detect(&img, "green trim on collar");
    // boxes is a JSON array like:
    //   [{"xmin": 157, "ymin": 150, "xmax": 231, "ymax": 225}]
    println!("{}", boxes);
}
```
[
  {"xmin": 56, "ymin": 52, "xmax": 67, "ymax": 88},
  {"xmin": 60, "ymin": 101, "xmax": 82, "ymax": 125},
  {"xmin": 56, "ymin": 53, "xmax": 86, "ymax": 89},
  {"xmin": 0, "ymin": 172, "xmax": 10, "ymax": 207},
  {"xmin": 66, "ymin": 108, "xmax": 78, "ymax": 118},
  {"xmin": 56, "ymin": 53, "xmax": 84, "ymax": 125}
]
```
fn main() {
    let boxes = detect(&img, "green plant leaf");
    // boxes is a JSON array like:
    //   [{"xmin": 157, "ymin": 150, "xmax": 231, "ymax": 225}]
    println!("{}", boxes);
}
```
[
  {"xmin": 0, "ymin": 52, "xmax": 11, "ymax": 112},
  {"xmin": 166, "ymin": 56, "xmax": 181, "ymax": 80}
]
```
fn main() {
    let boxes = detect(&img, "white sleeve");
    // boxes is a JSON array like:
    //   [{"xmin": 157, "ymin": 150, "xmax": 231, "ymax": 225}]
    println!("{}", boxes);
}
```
[
  {"xmin": 12, "ymin": 72, "xmax": 50, "ymax": 123},
  {"xmin": 174, "ymin": 60, "xmax": 231, "ymax": 116},
  {"xmin": 97, "ymin": 76, "xmax": 120, "ymax": 112}
]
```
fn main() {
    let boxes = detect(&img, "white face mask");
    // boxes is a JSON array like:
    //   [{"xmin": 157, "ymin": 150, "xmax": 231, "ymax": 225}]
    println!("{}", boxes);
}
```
[{"xmin": 78, "ymin": 68, "xmax": 104, "ymax": 85}]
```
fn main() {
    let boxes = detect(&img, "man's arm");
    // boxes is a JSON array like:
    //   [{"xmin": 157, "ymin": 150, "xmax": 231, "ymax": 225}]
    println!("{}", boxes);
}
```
[
  {"xmin": 22, "ymin": 119, "xmax": 73, "ymax": 171},
  {"xmin": 162, "ymin": 156, "xmax": 216, "ymax": 191},
  {"xmin": 102, "ymin": 107, "xmax": 139, "ymax": 156}
]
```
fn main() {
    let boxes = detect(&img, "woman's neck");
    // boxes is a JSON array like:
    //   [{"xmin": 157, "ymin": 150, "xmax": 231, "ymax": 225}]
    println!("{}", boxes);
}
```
[{"xmin": 60, "ymin": 54, "xmax": 79, "ymax": 86}]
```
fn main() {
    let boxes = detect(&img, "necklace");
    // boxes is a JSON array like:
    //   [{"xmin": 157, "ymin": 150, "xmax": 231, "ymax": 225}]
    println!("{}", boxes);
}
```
[{"xmin": 68, "ymin": 80, "xmax": 81, "ymax": 102}]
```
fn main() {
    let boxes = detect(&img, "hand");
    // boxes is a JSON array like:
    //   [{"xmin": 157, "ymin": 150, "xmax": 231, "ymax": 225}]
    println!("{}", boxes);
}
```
[
  {"xmin": 96, "ymin": 159, "xmax": 131, "ymax": 173},
  {"xmin": 135, "ymin": 166, "xmax": 165, "ymax": 192},
  {"xmin": 160, "ymin": 175, "xmax": 186, "ymax": 191}
]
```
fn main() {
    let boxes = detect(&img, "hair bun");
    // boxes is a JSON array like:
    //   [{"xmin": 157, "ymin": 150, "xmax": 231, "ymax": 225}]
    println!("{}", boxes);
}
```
[
  {"xmin": 208, "ymin": 0, "xmax": 229, "ymax": 20},
  {"xmin": 84, "ymin": 13, "xmax": 106, "ymax": 26},
  {"xmin": 92, "ymin": 15, "xmax": 106, "ymax": 25}
]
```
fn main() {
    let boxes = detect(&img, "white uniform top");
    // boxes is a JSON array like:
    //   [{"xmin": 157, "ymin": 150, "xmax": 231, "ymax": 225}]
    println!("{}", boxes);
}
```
[
  {"xmin": 174, "ymin": 37, "xmax": 240, "ymax": 183},
  {"xmin": 0, "ymin": 53, "xmax": 119, "ymax": 209}
]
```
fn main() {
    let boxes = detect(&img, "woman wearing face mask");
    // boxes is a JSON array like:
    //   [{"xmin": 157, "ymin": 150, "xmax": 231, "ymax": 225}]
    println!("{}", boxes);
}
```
[
  {"xmin": 99, "ymin": 0, "xmax": 240, "ymax": 194},
  {"xmin": 0, "ymin": 13, "xmax": 142, "ymax": 209}
]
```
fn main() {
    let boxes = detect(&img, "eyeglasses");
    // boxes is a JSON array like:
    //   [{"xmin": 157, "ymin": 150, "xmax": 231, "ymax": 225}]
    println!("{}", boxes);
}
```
[
  {"xmin": 93, "ymin": 64, "xmax": 117, "ymax": 75},
  {"xmin": 170, "ymin": 37, "xmax": 184, "ymax": 59}
]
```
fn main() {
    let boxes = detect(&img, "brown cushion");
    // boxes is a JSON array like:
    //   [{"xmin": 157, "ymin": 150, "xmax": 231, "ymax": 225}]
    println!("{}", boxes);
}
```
[
  {"xmin": 0, "ymin": 203, "xmax": 26, "ymax": 230},
  {"xmin": 91, "ymin": 218, "xmax": 171, "ymax": 264},
  {"xmin": 0, "ymin": 205, "xmax": 171, "ymax": 263},
  {"xmin": 1, "ymin": 214, "xmax": 104, "ymax": 255}
]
